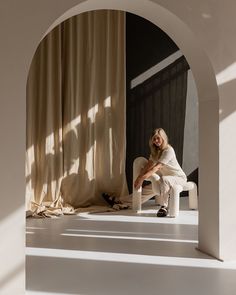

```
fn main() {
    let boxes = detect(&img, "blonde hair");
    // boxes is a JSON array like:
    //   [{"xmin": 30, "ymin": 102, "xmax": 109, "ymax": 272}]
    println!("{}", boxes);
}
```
[{"xmin": 149, "ymin": 128, "xmax": 169, "ymax": 160}]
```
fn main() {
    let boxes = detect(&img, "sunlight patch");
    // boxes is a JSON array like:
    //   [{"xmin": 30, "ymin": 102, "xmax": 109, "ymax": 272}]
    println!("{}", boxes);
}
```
[{"xmin": 26, "ymin": 247, "xmax": 236, "ymax": 270}]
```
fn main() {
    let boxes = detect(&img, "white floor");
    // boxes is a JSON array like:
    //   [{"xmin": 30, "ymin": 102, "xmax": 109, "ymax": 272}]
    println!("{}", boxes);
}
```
[{"xmin": 26, "ymin": 198, "xmax": 236, "ymax": 295}]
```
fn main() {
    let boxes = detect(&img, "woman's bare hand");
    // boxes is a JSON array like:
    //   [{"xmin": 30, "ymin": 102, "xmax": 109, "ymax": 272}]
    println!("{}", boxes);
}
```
[{"xmin": 134, "ymin": 175, "xmax": 143, "ymax": 189}]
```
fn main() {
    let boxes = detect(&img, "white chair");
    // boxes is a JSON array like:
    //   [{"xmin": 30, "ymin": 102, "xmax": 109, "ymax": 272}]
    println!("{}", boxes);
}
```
[
  {"xmin": 166, "ymin": 181, "xmax": 198, "ymax": 217},
  {"xmin": 132, "ymin": 157, "xmax": 198, "ymax": 217}
]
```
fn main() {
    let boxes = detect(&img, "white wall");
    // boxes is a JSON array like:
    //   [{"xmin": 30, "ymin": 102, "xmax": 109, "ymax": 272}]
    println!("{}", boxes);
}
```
[
  {"xmin": 183, "ymin": 70, "xmax": 198, "ymax": 176},
  {"xmin": 1, "ymin": 0, "xmax": 236, "ymax": 293},
  {"xmin": 159, "ymin": 0, "xmax": 236, "ymax": 260}
]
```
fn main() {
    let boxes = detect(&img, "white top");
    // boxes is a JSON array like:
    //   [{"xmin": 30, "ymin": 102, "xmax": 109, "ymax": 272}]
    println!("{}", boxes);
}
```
[{"xmin": 150, "ymin": 145, "xmax": 187, "ymax": 179}]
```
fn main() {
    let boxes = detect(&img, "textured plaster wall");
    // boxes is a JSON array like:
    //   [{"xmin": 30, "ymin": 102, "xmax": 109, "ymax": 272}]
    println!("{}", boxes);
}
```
[{"xmin": 0, "ymin": 0, "xmax": 235, "ymax": 293}]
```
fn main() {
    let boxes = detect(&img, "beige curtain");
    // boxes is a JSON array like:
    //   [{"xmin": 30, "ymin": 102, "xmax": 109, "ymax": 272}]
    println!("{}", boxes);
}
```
[{"xmin": 26, "ymin": 10, "xmax": 128, "ymax": 215}]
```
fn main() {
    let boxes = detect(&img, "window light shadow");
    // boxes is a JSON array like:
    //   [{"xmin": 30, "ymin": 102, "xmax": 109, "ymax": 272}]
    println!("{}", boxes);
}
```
[
  {"xmin": 26, "ymin": 247, "xmax": 236, "ymax": 269},
  {"xmin": 216, "ymin": 62, "xmax": 236, "ymax": 86},
  {"xmin": 75, "ymin": 209, "xmax": 198, "ymax": 226},
  {"xmin": 0, "ymin": 263, "xmax": 24, "ymax": 292},
  {"xmin": 64, "ymin": 228, "xmax": 195, "ymax": 240},
  {"xmin": 130, "ymin": 50, "xmax": 182, "ymax": 89},
  {"xmin": 0, "ymin": 206, "xmax": 25, "ymax": 292},
  {"xmin": 61, "ymin": 232, "xmax": 197, "ymax": 244},
  {"xmin": 26, "ymin": 212, "xmax": 203, "ymax": 260}
]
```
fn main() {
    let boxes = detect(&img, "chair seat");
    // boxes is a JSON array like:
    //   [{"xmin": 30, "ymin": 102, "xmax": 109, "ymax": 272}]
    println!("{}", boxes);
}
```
[{"xmin": 181, "ymin": 181, "xmax": 195, "ymax": 191}]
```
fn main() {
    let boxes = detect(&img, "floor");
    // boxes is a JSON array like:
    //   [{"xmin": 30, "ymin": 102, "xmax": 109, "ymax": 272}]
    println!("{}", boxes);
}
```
[{"xmin": 26, "ymin": 198, "xmax": 236, "ymax": 295}]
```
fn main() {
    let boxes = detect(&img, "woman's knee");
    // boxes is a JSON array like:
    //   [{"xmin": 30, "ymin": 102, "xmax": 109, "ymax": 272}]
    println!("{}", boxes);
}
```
[
  {"xmin": 133, "ymin": 157, "xmax": 148, "ymax": 168},
  {"xmin": 161, "ymin": 176, "xmax": 171, "ymax": 186}
]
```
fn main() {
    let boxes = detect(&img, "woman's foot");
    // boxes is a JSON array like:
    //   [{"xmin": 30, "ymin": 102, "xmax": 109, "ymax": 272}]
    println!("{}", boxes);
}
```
[{"xmin": 157, "ymin": 206, "xmax": 168, "ymax": 217}]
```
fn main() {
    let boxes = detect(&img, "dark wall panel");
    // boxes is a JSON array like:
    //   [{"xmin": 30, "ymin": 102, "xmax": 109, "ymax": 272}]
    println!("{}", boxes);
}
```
[{"xmin": 126, "ymin": 13, "xmax": 189, "ymax": 192}]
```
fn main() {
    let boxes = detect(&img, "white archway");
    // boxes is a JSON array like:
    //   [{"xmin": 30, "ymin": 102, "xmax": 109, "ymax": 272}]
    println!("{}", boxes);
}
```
[{"xmin": 29, "ymin": 0, "xmax": 220, "ymax": 259}]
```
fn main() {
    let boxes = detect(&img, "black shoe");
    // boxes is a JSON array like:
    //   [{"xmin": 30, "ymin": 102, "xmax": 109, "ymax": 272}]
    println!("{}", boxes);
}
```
[
  {"xmin": 102, "ymin": 193, "xmax": 116, "ymax": 207},
  {"xmin": 157, "ymin": 206, "xmax": 168, "ymax": 217}
]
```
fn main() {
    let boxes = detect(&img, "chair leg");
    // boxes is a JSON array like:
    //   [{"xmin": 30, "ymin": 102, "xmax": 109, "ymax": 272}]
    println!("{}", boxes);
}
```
[
  {"xmin": 188, "ymin": 181, "xmax": 198, "ymax": 210},
  {"xmin": 132, "ymin": 187, "xmax": 142, "ymax": 212},
  {"xmin": 168, "ymin": 185, "xmax": 182, "ymax": 217},
  {"xmin": 132, "ymin": 157, "xmax": 147, "ymax": 212}
]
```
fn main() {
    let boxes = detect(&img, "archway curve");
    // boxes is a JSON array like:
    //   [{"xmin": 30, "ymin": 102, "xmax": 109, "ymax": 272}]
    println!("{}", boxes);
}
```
[
  {"xmin": 28, "ymin": 0, "xmax": 220, "ymax": 259},
  {"xmin": 42, "ymin": 0, "xmax": 219, "ymax": 103}
]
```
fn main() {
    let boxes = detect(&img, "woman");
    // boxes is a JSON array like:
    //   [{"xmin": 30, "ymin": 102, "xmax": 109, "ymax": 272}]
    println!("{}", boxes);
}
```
[{"xmin": 134, "ymin": 128, "xmax": 187, "ymax": 217}]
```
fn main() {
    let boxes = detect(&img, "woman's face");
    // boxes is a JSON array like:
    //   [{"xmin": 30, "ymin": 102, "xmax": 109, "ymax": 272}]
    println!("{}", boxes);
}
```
[{"xmin": 153, "ymin": 135, "xmax": 163, "ymax": 147}]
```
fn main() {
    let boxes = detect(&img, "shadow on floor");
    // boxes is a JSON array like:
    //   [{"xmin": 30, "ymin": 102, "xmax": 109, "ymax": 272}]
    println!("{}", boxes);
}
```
[{"xmin": 26, "ymin": 255, "xmax": 236, "ymax": 295}]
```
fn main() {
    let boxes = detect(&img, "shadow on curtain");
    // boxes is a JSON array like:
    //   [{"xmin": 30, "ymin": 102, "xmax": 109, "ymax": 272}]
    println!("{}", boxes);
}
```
[{"xmin": 26, "ymin": 10, "xmax": 128, "ymax": 217}]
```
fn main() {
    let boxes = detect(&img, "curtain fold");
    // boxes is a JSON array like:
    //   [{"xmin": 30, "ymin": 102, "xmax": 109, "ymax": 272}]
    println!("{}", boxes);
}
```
[{"xmin": 26, "ymin": 10, "xmax": 128, "ymax": 215}]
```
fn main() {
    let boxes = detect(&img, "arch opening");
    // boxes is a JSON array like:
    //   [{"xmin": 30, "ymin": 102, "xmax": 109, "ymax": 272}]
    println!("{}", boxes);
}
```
[{"xmin": 27, "ymin": 0, "xmax": 219, "ymax": 259}]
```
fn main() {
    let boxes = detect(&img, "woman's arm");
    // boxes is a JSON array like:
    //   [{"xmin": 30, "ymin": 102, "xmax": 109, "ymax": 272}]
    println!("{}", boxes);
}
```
[
  {"xmin": 139, "ymin": 160, "xmax": 156, "ymax": 176},
  {"xmin": 134, "ymin": 161, "xmax": 163, "ymax": 189}
]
